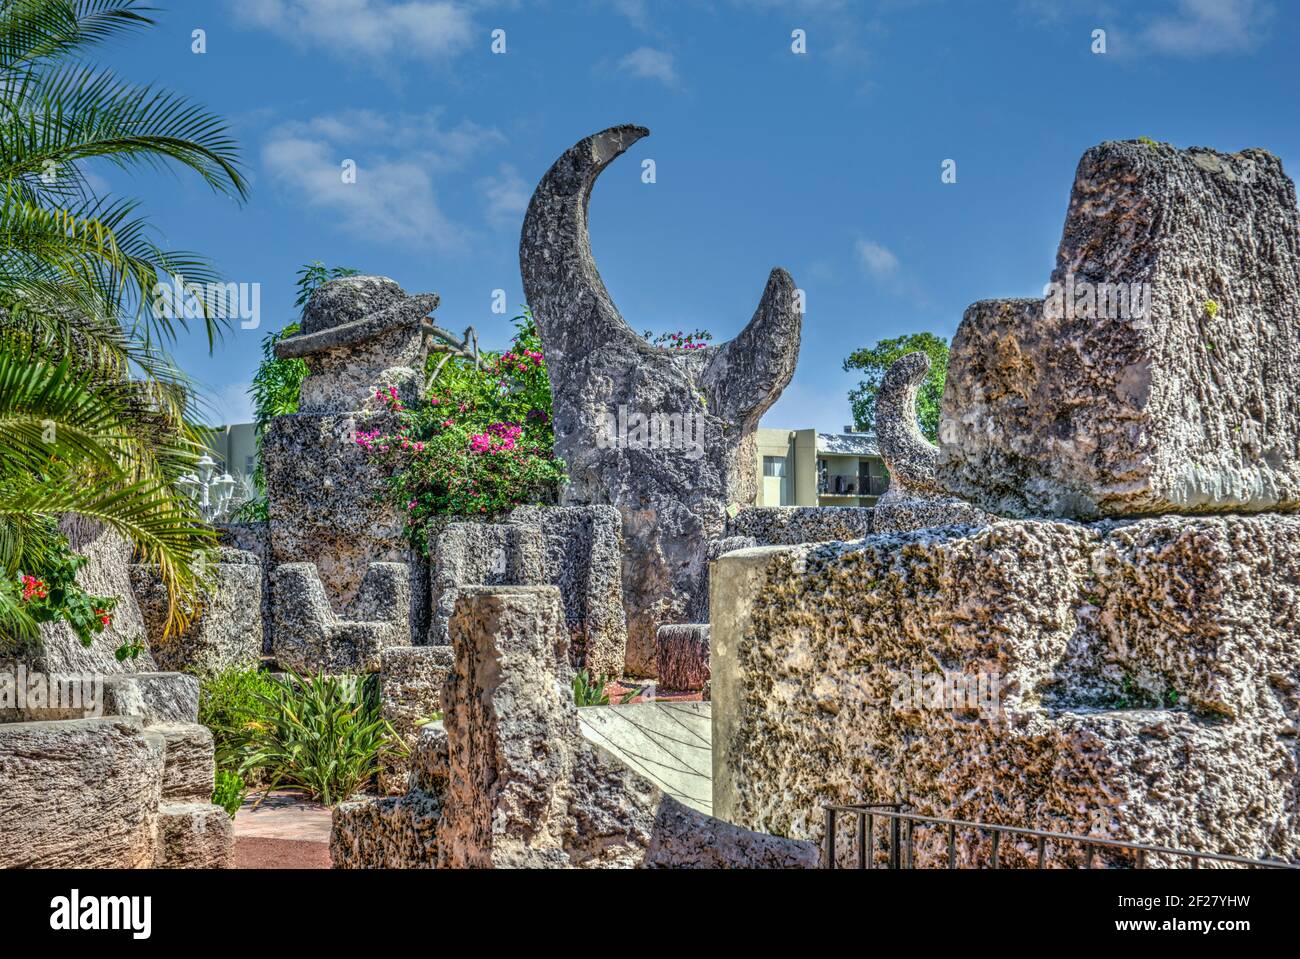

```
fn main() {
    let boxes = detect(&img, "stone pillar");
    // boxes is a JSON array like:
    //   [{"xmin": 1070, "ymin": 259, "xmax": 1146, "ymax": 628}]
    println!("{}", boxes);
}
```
[{"xmin": 437, "ymin": 585, "xmax": 659, "ymax": 868}]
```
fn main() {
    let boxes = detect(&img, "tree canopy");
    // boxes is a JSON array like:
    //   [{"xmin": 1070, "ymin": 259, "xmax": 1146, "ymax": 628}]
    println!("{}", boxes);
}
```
[{"xmin": 842, "ymin": 332, "xmax": 949, "ymax": 443}]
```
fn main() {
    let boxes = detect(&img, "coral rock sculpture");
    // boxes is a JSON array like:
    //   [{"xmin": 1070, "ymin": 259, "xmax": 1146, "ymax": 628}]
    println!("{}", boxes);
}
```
[
  {"xmin": 872, "ymin": 352, "xmax": 988, "ymax": 533},
  {"xmin": 938, "ymin": 142, "xmax": 1300, "ymax": 519},
  {"xmin": 520, "ymin": 124, "xmax": 802, "ymax": 675}
]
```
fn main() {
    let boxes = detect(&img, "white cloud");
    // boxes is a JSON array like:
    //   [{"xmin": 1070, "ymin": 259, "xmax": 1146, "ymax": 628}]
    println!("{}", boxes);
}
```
[
  {"xmin": 605, "ymin": 0, "xmax": 651, "ymax": 30},
  {"xmin": 479, "ymin": 164, "xmax": 529, "ymax": 230},
  {"xmin": 618, "ymin": 47, "xmax": 679, "ymax": 86},
  {"xmin": 1141, "ymin": 0, "xmax": 1272, "ymax": 56},
  {"xmin": 261, "ymin": 110, "xmax": 504, "ymax": 247},
  {"xmin": 855, "ymin": 238, "xmax": 900, "ymax": 280},
  {"xmin": 228, "ymin": 0, "xmax": 475, "ymax": 63}
]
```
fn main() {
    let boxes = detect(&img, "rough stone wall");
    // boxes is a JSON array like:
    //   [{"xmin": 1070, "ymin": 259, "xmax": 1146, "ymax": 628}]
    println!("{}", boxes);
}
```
[
  {"xmin": 688, "ymin": 506, "xmax": 874, "ymax": 622},
  {"xmin": 0, "ymin": 717, "xmax": 163, "ymax": 867},
  {"xmin": 520, "ymin": 125, "xmax": 801, "ymax": 676},
  {"xmin": 427, "ymin": 507, "xmax": 627, "ymax": 676},
  {"xmin": 711, "ymin": 515, "xmax": 1300, "ymax": 865},
  {"xmin": 937, "ymin": 142, "xmax": 1300, "ymax": 519},
  {"xmin": 726, "ymin": 506, "xmax": 873, "ymax": 545},
  {"xmin": 334, "ymin": 587, "xmax": 816, "ymax": 869},
  {"xmin": 264, "ymin": 410, "xmax": 413, "ymax": 611},
  {"xmin": 264, "ymin": 275, "xmax": 432, "ymax": 645},
  {"xmin": 131, "ymin": 548, "xmax": 262, "ymax": 675},
  {"xmin": 0, "ymin": 700, "xmax": 232, "ymax": 869},
  {"xmin": 217, "ymin": 521, "xmax": 273, "ymax": 655},
  {"xmin": 656, "ymin": 624, "xmax": 710, "ymax": 691},
  {"xmin": 437, "ymin": 586, "xmax": 659, "ymax": 868},
  {"xmin": 331, "ymin": 790, "xmax": 442, "ymax": 868},
  {"xmin": 506, "ymin": 506, "xmax": 627, "ymax": 676},
  {"xmin": 271, "ymin": 562, "xmax": 410, "ymax": 673},
  {"xmin": 643, "ymin": 795, "xmax": 820, "ymax": 869},
  {"xmin": 377, "ymin": 644, "xmax": 454, "ymax": 794},
  {"xmin": 427, "ymin": 521, "xmax": 545, "ymax": 644}
]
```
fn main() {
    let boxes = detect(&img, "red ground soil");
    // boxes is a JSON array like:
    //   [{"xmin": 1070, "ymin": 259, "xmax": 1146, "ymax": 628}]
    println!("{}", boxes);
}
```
[
  {"xmin": 234, "ymin": 836, "xmax": 332, "ymax": 869},
  {"xmin": 604, "ymin": 681, "xmax": 704, "ymax": 703}
]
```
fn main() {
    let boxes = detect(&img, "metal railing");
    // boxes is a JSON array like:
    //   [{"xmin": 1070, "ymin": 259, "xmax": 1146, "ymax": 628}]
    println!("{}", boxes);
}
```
[{"xmin": 822, "ymin": 804, "xmax": 1299, "ymax": 870}]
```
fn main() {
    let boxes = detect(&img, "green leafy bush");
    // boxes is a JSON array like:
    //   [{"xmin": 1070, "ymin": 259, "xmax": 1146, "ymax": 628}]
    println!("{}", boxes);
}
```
[
  {"xmin": 212, "ymin": 769, "xmax": 247, "ymax": 818},
  {"xmin": 0, "ymin": 2, "xmax": 244, "ymax": 643},
  {"xmin": 572, "ymin": 669, "xmax": 642, "ymax": 706},
  {"xmin": 197, "ymin": 666, "xmax": 401, "ymax": 806},
  {"xmin": 240, "ymin": 671, "xmax": 400, "ymax": 806},
  {"xmin": 195, "ymin": 665, "xmax": 281, "ymax": 777},
  {"xmin": 8, "ymin": 528, "xmax": 116, "ymax": 648},
  {"xmin": 361, "ymin": 312, "xmax": 566, "ymax": 543}
]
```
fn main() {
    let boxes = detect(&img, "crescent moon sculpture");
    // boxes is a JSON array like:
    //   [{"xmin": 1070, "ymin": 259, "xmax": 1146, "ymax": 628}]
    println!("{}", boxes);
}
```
[
  {"xmin": 872, "ymin": 351, "xmax": 988, "ymax": 534},
  {"xmin": 519, "ymin": 124, "xmax": 802, "ymax": 676}
]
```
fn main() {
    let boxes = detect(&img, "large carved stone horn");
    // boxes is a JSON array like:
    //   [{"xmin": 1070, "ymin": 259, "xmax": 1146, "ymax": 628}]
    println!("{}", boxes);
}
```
[
  {"xmin": 519, "ymin": 124, "xmax": 648, "ymax": 368},
  {"xmin": 876, "ymin": 351, "xmax": 942, "ymax": 496},
  {"xmin": 700, "ymin": 266, "xmax": 801, "ymax": 428},
  {"xmin": 519, "ymin": 125, "xmax": 804, "ymax": 676},
  {"xmin": 520, "ymin": 124, "xmax": 801, "ymax": 421}
]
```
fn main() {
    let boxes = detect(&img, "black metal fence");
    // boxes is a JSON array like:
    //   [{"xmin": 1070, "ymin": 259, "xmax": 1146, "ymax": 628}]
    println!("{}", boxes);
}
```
[{"xmin": 823, "ymin": 804, "xmax": 1299, "ymax": 869}]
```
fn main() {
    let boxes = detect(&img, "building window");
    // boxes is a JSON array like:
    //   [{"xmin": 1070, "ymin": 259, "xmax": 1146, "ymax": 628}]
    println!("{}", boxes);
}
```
[
  {"xmin": 762, "ymin": 455, "xmax": 787, "ymax": 478},
  {"xmin": 245, "ymin": 455, "xmax": 256, "ymax": 477}
]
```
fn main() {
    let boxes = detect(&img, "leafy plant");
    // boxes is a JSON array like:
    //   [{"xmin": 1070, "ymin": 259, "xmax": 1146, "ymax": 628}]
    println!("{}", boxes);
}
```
[
  {"xmin": 573, "ymin": 668, "xmax": 612, "ymax": 706},
  {"xmin": 114, "ymin": 637, "xmax": 146, "ymax": 661},
  {"xmin": 212, "ymin": 769, "xmax": 247, "ymax": 819},
  {"xmin": 7, "ymin": 527, "xmax": 115, "ymax": 646},
  {"xmin": 572, "ymin": 669, "xmax": 643, "ymax": 706},
  {"xmin": 239, "ymin": 671, "xmax": 401, "ymax": 807},
  {"xmin": 0, "ymin": 353, "xmax": 224, "ymax": 642},
  {"xmin": 195, "ymin": 665, "xmax": 281, "ymax": 776},
  {"xmin": 843, "ymin": 332, "xmax": 949, "ymax": 443},
  {"xmin": 1204, "ymin": 299, "xmax": 1220, "ymax": 318},
  {"xmin": 0, "ymin": 0, "xmax": 246, "ymax": 641},
  {"xmin": 362, "ymin": 311, "xmax": 566, "ymax": 543}
]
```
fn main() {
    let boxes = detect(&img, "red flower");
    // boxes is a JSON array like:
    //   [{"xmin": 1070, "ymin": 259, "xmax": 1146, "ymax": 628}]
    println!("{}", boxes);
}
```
[{"xmin": 21, "ymin": 575, "xmax": 47, "ymax": 602}]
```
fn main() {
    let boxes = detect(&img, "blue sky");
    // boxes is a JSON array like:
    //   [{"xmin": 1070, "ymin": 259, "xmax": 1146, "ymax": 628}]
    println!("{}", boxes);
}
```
[{"xmin": 96, "ymin": 0, "xmax": 1299, "ymax": 431}]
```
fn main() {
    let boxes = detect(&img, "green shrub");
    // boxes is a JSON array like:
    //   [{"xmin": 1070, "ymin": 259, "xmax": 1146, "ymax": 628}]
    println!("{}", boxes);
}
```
[
  {"xmin": 362, "ymin": 312, "xmax": 567, "ymax": 544},
  {"xmin": 572, "ymin": 670, "xmax": 645, "ymax": 707},
  {"xmin": 212, "ymin": 769, "xmax": 247, "ymax": 818},
  {"xmin": 7, "ymin": 526, "xmax": 117, "ymax": 650},
  {"xmin": 240, "ymin": 671, "xmax": 401, "ymax": 806},
  {"xmin": 195, "ymin": 665, "xmax": 280, "ymax": 778}
]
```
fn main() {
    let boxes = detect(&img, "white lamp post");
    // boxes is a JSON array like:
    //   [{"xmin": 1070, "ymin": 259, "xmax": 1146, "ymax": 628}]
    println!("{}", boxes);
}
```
[{"xmin": 181, "ymin": 456, "xmax": 239, "ymax": 521}]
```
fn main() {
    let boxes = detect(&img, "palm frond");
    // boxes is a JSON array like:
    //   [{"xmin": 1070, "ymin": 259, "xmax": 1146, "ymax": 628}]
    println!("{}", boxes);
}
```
[
  {"xmin": 0, "ymin": 1, "xmax": 154, "ymax": 76},
  {"xmin": 0, "ymin": 62, "xmax": 247, "ymax": 199}
]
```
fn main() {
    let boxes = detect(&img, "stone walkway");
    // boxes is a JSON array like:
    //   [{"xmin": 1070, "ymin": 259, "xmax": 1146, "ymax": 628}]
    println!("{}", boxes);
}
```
[{"xmin": 232, "ymin": 790, "xmax": 332, "ymax": 869}]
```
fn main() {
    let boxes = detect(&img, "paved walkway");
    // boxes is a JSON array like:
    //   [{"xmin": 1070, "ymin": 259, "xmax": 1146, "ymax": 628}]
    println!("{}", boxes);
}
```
[{"xmin": 232, "ymin": 790, "xmax": 332, "ymax": 869}]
